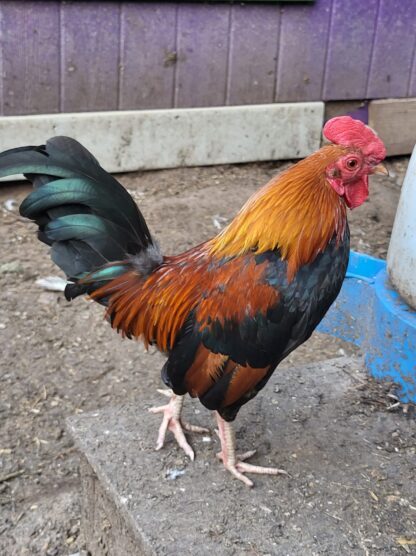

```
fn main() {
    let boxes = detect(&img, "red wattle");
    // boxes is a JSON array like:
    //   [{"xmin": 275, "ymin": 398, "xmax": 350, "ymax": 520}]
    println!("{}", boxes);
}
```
[{"xmin": 344, "ymin": 176, "xmax": 369, "ymax": 209}]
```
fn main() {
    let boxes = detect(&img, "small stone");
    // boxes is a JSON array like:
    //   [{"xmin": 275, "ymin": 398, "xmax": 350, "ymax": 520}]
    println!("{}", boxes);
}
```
[{"xmin": 0, "ymin": 261, "xmax": 23, "ymax": 274}]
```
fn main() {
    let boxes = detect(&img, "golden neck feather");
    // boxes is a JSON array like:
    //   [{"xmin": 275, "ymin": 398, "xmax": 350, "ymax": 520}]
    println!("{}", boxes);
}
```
[{"xmin": 209, "ymin": 145, "xmax": 348, "ymax": 280}]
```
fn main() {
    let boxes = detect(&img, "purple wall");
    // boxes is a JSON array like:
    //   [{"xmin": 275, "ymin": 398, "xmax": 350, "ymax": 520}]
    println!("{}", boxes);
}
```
[{"xmin": 1, "ymin": 0, "xmax": 415, "ymax": 116}]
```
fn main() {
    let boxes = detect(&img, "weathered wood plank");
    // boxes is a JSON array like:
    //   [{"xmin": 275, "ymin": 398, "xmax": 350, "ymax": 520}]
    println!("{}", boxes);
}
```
[
  {"xmin": 367, "ymin": 0, "xmax": 416, "ymax": 99},
  {"xmin": 369, "ymin": 98, "xmax": 416, "ymax": 156},
  {"xmin": 119, "ymin": 3, "xmax": 176, "ymax": 110},
  {"xmin": 323, "ymin": 0, "xmax": 378, "ymax": 100},
  {"xmin": 1, "ymin": 1, "xmax": 416, "ymax": 116},
  {"xmin": 226, "ymin": 5, "xmax": 280, "ymax": 105},
  {"xmin": 407, "ymin": 41, "xmax": 416, "ymax": 98},
  {"xmin": 276, "ymin": 0, "xmax": 332, "ymax": 102},
  {"xmin": 61, "ymin": 2, "xmax": 120, "ymax": 112},
  {"xmin": 1, "ymin": 1, "xmax": 60, "ymax": 116},
  {"xmin": 175, "ymin": 4, "xmax": 230, "ymax": 107}
]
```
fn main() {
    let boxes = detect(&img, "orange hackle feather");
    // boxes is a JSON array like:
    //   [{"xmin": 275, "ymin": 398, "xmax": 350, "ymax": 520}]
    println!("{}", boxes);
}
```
[
  {"xmin": 209, "ymin": 145, "xmax": 348, "ymax": 281},
  {"xmin": 92, "ymin": 144, "xmax": 350, "ymax": 350}
]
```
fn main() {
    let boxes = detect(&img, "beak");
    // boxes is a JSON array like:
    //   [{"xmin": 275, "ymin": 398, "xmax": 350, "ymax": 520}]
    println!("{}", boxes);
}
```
[{"xmin": 372, "ymin": 163, "xmax": 389, "ymax": 176}]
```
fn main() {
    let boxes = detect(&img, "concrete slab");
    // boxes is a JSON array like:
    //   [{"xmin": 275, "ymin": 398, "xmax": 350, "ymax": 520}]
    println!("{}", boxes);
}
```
[
  {"xmin": 0, "ymin": 103, "xmax": 323, "ymax": 181},
  {"xmin": 68, "ymin": 357, "xmax": 416, "ymax": 556},
  {"xmin": 369, "ymin": 98, "xmax": 416, "ymax": 156}
]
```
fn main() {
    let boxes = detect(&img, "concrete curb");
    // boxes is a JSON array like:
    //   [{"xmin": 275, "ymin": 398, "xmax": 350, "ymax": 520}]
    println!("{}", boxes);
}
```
[{"xmin": 0, "ymin": 103, "xmax": 324, "ymax": 180}]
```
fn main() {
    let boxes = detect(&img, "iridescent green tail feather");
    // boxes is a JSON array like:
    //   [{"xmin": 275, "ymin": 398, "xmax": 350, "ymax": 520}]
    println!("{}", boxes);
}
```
[{"xmin": 0, "ymin": 137, "xmax": 161, "ymax": 303}]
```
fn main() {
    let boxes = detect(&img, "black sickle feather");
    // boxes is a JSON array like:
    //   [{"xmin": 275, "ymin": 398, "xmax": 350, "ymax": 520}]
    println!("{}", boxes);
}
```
[{"xmin": 0, "ymin": 136, "xmax": 162, "ymax": 300}]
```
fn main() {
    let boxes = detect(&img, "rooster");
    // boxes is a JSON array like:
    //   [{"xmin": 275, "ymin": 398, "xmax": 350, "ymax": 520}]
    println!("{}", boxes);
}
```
[{"xmin": 0, "ymin": 116, "xmax": 387, "ymax": 486}]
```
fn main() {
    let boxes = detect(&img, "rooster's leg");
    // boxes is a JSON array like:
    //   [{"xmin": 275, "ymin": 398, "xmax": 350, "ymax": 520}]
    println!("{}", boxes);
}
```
[
  {"xmin": 149, "ymin": 389, "xmax": 209, "ymax": 461},
  {"xmin": 215, "ymin": 412, "xmax": 288, "ymax": 487}
]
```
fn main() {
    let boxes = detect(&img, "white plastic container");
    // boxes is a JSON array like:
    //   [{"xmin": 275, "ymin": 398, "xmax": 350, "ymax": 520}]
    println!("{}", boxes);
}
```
[{"xmin": 387, "ymin": 146, "xmax": 416, "ymax": 309}]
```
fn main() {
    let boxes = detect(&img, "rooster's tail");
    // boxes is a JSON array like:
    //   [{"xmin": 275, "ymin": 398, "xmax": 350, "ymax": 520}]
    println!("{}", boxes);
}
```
[{"xmin": 0, "ymin": 137, "xmax": 162, "ymax": 303}]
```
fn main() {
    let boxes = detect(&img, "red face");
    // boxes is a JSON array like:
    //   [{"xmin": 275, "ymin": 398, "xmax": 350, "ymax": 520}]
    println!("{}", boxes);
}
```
[{"xmin": 326, "ymin": 152, "xmax": 387, "ymax": 209}]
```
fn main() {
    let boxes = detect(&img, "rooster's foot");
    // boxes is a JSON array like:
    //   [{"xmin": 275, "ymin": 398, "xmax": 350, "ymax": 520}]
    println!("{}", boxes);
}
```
[
  {"xmin": 215, "ymin": 412, "xmax": 288, "ymax": 487},
  {"xmin": 149, "ymin": 390, "xmax": 209, "ymax": 461}
]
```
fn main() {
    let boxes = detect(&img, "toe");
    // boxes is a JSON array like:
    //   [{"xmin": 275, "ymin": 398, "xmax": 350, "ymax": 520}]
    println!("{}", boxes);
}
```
[
  {"xmin": 156, "ymin": 388, "xmax": 174, "ymax": 398},
  {"xmin": 182, "ymin": 421, "xmax": 210, "ymax": 434},
  {"xmin": 237, "ymin": 450, "xmax": 257, "ymax": 462},
  {"xmin": 155, "ymin": 416, "xmax": 170, "ymax": 450},
  {"xmin": 170, "ymin": 420, "xmax": 195, "ymax": 460},
  {"xmin": 148, "ymin": 404, "xmax": 169, "ymax": 414},
  {"xmin": 236, "ymin": 461, "xmax": 289, "ymax": 476}
]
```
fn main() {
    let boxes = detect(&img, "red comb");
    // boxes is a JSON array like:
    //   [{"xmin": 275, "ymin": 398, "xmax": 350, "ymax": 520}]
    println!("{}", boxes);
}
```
[{"xmin": 323, "ymin": 116, "xmax": 386, "ymax": 163}]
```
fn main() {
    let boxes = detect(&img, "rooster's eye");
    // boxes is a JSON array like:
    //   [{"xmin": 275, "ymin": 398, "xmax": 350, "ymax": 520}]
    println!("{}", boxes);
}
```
[{"xmin": 346, "ymin": 158, "xmax": 358, "ymax": 170}]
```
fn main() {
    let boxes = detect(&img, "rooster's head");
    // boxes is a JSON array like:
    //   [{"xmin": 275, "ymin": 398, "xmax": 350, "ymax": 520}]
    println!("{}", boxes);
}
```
[{"xmin": 323, "ymin": 116, "xmax": 387, "ymax": 209}]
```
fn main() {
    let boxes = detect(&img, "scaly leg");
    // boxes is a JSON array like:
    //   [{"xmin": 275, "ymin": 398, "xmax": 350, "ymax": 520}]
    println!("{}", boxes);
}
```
[
  {"xmin": 215, "ymin": 412, "xmax": 288, "ymax": 487},
  {"xmin": 148, "ymin": 389, "xmax": 209, "ymax": 461}
]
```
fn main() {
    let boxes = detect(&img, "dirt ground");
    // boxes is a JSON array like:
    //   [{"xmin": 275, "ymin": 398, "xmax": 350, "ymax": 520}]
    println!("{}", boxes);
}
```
[{"xmin": 0, "ymin": 157, "xmax": 412, "ymax": 555}]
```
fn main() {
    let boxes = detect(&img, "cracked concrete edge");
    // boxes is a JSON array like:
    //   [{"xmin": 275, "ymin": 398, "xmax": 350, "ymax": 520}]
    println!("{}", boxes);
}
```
[
  {"xmin": 67, "ymin": 422, "xmax": 157, "ymax": 556},
  {"xmin": 77, "ymin": 457, "xmax": 155, "ymax": 556}
]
